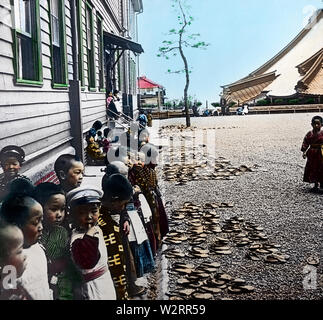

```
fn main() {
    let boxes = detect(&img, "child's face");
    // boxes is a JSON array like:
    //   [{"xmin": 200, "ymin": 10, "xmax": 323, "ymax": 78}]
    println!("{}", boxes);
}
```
[
  {"xmin": 65, "ymin": 160, "xmax": 84, "ymax": 190},
  {"xmin": 312, "ymin": 120, "xmax": 322, "ymax": 132},
  {"xmin": 3, "ymin": 226, "xmax": 27, "ymax": 278},
  {"xmin": 74, "ymin": 203, "xmax": 101, "ymax": 231},
  {"xmin": 43, "ymin": 194, "xmax": 66, "ymax": 228},
  {"xmin": 2, "ymin": 157, "xmax": 21, "ymax": 179},
  {"xmin": 21, "ymin": 202, "xmax": 43, "ymax": 248}
]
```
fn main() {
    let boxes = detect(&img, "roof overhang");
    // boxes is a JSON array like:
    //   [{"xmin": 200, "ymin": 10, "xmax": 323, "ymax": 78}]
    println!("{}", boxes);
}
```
[{"xmin": 103, "ymin": 32, "xmax": 144, "ymax": 54}]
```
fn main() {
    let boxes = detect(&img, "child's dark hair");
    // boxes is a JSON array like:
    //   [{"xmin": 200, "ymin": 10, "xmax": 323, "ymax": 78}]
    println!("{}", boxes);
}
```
[
  {"xmin": 312, "ymin": 116, "xmax": 323, "ymax": 124},
  {"xmin": 101, "ymin": 164, "xmax": 120, "ymax": 189},
  {"xmin": 34, "ymin": 182, "xmax": 65, "ymax": 207},
  {"xmin": 102, "ymin": 173, "xmax": 133, "ymax": 202},
  {"xmin": 97, "ymin": 130, "xmax": 102, "ymax": 137},
  {"xmin": 7, "ymin": 177, "xmax": 35, "ymax": 196},
  {"xmin": 54, "ymin": 154, "xmax": 81, "ymax": 175},
  {"xmin": 92, "ymin": 120, "xmax": 103, "ymax": 131},
  {"xmin": 0, "ymin": 192, "xmax": 39, "ymax": 228}
]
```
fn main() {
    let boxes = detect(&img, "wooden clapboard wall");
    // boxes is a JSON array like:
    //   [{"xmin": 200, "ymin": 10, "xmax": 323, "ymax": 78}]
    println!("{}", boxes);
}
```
[
  {"xmin": 0, "ymin": 0, "xmax": 73, "ymax": 176},
  {"xmin": 0, "ymin": 0, "xmax": 136, "ymax": 177}
]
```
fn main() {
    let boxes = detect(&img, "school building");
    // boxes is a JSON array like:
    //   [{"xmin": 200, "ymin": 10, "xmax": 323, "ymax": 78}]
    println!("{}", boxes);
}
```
[{"xmin": 0, "ymin": 0, "xmax": 144, "ymax": 184}]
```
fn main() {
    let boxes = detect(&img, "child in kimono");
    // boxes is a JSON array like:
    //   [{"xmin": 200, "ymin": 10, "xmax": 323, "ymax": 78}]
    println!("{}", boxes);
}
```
[
  {"xmin": 107, "ymin": 162, "xmax": 155, "ymax": 278},
  {"xmin": 66, "ymin": 186, "xmax": 116, "ymax": 300},
  {"xmin": 34, "ymin": 182, "xmax": 75, "ymax": 300},
  {"xmin": 0, "ymin": 221, "xmax": 31, "ymax": 300},
  {"xmin": 99, "ymin": 173, "xmax": 145, "ymax": 299},
  {"xmin": 0, "ymin": 184, "xmax": 52, "ymax": 300},
  {"xmin": 301, "ymin": 116, "xmax": 323, "ymax": 192},
  {"xmin": 129, "ymin": 144, "xmax": 169, "ymax": 250}
]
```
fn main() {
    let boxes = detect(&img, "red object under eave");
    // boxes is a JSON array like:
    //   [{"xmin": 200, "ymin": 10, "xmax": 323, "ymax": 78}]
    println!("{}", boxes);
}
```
[{"xmin": 138, "ymin": 76, "xmax": 164, "ymax": 89}]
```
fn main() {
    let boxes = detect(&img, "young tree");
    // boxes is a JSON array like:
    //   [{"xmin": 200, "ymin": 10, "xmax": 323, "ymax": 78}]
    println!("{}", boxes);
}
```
[{"xmin": 157, "ymin": 0, "xmax": 209, "ymax": 127}]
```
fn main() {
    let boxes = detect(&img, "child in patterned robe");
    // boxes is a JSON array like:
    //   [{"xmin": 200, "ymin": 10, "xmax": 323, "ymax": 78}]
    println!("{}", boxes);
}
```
[{"xmin": 301, "ymin": 115, "xmax": 323, "ymax": 192}]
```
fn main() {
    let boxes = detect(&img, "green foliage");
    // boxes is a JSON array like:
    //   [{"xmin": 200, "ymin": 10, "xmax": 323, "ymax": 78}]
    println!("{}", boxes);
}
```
[
  {"xmin": 305, "ymin": 98, "xmax": 315, "ymax": 104},
  {"xmin": 274, "ymin": 99, "xmax": 284, "ymax": 105},
  {"xmin": 196, "ymin": 101, "xmax": 202, "ymax": 107},
  {"xmin": 256, "ymin": 99, "xmax": 270, "ymax": 106},
  {"xmin": 288, "ymin": 99, "xmax": 299, "ymax": 105},
  {"xmin": 211, "ymin": 102, "xmax": 220, "ymax": 107}
]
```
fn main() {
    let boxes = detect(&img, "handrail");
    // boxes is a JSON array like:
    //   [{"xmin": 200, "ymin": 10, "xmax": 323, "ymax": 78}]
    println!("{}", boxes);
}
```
[{"xmin": 108, "ymin": 109, "xmax": 145, "ymax": 129}]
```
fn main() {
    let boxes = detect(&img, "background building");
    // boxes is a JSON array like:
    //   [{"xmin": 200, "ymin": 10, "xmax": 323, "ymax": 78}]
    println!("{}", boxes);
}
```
[{"xmin": 138, "ymin": 75, "xmax": 166, "ymax": 109}]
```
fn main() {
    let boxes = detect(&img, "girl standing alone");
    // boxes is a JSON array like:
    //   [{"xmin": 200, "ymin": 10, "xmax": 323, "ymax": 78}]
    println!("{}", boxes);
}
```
[{"xmin": 301, "ymin": 115, "xmax": 323, "ymax": 192}]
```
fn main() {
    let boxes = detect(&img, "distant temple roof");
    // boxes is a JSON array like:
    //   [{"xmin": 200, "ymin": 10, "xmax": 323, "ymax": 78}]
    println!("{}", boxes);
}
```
[
  {"xmin": 222, "ymin": 9, "xmax": 323, "ymax": 104},
  {"xmin": 138, "ymin": 76, "xmax": 164, "ymax": 89}
]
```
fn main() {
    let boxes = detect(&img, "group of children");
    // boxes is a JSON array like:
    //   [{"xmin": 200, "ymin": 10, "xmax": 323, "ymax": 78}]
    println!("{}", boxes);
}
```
[{"xmin": 0, "ymin": 136, "xmax": 168, "ymax": 300}]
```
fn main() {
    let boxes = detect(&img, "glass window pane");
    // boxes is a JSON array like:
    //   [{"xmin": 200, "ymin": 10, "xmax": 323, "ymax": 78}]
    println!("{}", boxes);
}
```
[
  {"xmin": 86, "ymin": 9, "xmax": 92, "ymax": 49},
  {"xmin": 18, "ymin": 34, "xmax": 34, "ymax": 80},
  {"xmin": 51, "ymin": 0, "xmax": 59, "ymax": 18},
  {"xmin": 52, "ymin": 16, "xmax": 60, "ymax": 46},
  {"xmin": 19, "ymin": 0, "xmax": 31, "ymax": 34}
]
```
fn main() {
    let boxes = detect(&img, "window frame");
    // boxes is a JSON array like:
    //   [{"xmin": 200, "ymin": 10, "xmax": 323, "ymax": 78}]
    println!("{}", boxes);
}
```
[
  {"xmin": 76, "ymin": 0, "xmax": 85, "ymax": 90},
  {"xmin": 12, "ymin": 0, "xmax": 43, "ymax": 87},
  {"xmin": 85, "ymin": 1, "xmax": 96, "ymax": 91},
  {"xmin": 96, "ymin": 13, "xmax": 105, "ymax": 92},
  {"xmin": 48, "ymin": 0, "xmax": 68, "ymax": 89}
]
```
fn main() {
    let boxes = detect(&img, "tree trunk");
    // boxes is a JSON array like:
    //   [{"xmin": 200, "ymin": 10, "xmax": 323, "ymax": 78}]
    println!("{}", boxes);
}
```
[{"xmin": 179, "ymin": 35, "xmax": 191, "ymax": 127}]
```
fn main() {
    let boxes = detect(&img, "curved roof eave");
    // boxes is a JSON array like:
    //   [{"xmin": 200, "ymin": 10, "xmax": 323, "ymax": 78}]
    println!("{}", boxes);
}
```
[{"xmin": 248, "ymin": 9, "xmax": 323, "ymax": 77}]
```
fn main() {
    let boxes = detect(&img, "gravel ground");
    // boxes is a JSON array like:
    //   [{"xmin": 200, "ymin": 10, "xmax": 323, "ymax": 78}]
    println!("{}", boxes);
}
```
[{"xmin": 148, "ymin": 112, "xmax": 323, "ymax": 300}]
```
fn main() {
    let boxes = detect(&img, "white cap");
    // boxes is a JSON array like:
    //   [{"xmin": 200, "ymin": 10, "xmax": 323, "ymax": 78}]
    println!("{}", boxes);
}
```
[{"xmin": 66, "ymin": 186, "xmax": 103, "ymax": 207}]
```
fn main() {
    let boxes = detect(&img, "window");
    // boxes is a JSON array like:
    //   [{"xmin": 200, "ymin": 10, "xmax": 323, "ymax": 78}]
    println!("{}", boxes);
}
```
[
  {"xmin": 49, "ymin": 0, "xmax": 68, "ymax": 87},
  {"xmin": 13, "ymin": 0, "xmax": 42, "ymax": 85},
  {"xmin": 76, "ymin": 0, "xmax": 84, "ymax": 88},
  {"xmin": 85, "ymin": 2, "xmax": 95, "ymax": 90},
  {"xmin": 97, "ymin": 15, "xmax": 105, "ymax": 91}
]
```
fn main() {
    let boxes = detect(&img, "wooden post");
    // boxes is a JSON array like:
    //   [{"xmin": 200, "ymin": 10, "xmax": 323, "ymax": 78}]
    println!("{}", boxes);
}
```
[{"xmin": 69, "ymin": 0, "xmax": 85, "ymax": 162}]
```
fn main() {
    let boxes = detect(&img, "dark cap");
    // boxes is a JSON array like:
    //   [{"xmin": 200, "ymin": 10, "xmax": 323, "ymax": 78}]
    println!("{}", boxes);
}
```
[{"xmin": 0, "ymin": 145, "xmax": 25, "ymax": 164}]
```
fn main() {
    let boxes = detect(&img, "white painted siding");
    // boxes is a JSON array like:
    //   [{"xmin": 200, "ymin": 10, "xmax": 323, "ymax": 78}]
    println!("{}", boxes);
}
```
[
  {"xmin": 0, "ymin": 0, "xmax": 142, "ymax": 176},
  {"xmin": 0, "ymin": 0, "xmax": 72, "ymax": 176}
]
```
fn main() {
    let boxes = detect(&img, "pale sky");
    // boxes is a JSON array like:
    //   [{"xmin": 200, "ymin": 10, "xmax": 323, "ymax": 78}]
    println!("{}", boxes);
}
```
[{"xmin": 137, "ymin": 0, "xmax": 323, "ymax": 105}]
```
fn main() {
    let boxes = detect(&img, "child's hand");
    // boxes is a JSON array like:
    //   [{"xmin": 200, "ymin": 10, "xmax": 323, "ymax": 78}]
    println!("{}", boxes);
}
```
[
  {"xmin": 86, "ymin": 226, "xmax": 98, "ymax": 237},
  {"xmin": 302, "ymin": 152, "xmax": 307, "ymax": 159},
  {"xmin": 133, "ymin": 185, "xmax": 141, "ymax": 194},
  {"xmin": 123, "ymin": 221, "xmax": 130, "ymax": 236}
]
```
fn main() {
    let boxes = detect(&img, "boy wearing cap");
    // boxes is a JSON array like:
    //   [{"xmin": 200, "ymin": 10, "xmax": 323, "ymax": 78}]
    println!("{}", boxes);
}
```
[
  {"xmin": 0, "ymin": 145, "xmax": 31, "ymax": 201},
  {"xmin": 66, "ymin": 186, "xmax": 116, "ymax": 300}
]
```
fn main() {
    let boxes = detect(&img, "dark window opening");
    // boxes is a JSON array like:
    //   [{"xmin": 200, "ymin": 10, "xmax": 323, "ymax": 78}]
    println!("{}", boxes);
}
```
[
  {"xmin": 50, "ymin": 0, "xmax": 67, "ymax": 85},
  {"xmin": 97, "ymin": 17, "xmax": 104, "ymax": 90},
  {"xmin": 86, "ymin": 5, "xmax": 95, "ymax": 89},
  {"xmin": 14, "ymin": 0, "xmax": 41, "ymax": 83}
]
